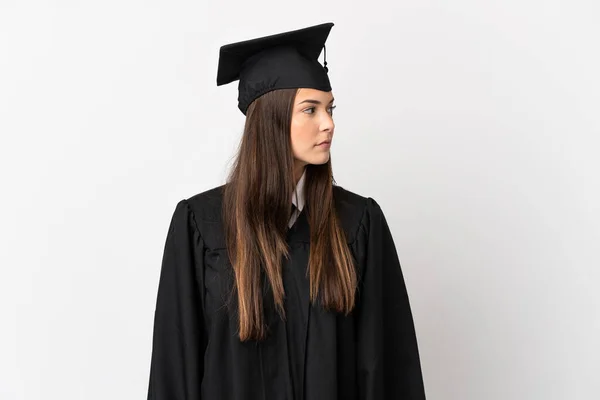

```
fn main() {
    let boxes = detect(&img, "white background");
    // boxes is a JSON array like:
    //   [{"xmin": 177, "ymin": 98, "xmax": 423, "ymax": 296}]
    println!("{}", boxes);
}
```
[{"xmin": 1, "ymin": 1, "xmax": 599, "ymax": 399}]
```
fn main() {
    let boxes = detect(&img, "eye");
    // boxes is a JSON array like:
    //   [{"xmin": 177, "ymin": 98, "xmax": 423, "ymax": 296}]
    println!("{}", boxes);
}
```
[{"xmin": 302, "ymin": 105, "xmax": 336, "ymax": 115}]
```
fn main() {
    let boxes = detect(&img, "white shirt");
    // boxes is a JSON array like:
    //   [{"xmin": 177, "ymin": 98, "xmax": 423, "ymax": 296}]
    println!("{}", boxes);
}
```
[{"xmin": 288, "ymin": 168, "xmax": 306, "ymax": 229}]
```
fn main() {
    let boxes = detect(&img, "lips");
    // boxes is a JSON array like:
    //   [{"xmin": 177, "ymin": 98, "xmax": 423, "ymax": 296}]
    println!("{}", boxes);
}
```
[{"xmin": 317, "ymin": 140, "xmax": 331, "ymax": 145}]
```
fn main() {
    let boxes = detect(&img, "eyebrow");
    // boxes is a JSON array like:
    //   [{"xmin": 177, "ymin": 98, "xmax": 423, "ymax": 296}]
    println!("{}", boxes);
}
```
[{"xmin": 297, "ymin": 98, "xmax": 335, "ymax": 105}]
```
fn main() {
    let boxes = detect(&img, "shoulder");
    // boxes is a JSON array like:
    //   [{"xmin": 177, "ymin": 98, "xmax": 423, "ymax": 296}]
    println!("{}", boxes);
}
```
[
  {"xmin": 181, "ymin": 184, "xmax": 226, "ymax": 223},
  {"xmin": 180, "ymin": 184, "xmax": 381, "ymax": 219},
  {"xmin": 332, "ymin": 184, "xmax": 382, "ymax": 215},
  {"xmin": 173, "ymin": 183, "xmax": 383, "ymax": 246},
  {"xmin": 332, "ymin": 185, "xmax": 382, "ymax": 244},
  {"xmin": 168, "ymin": 185, "xmax": 227, "ymax": 249}
]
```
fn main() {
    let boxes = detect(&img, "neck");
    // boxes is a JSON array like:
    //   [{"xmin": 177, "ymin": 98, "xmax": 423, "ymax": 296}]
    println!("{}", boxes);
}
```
[{"xmin": 294, "ymin": 161, "xmax": 306, "ymax": 186}]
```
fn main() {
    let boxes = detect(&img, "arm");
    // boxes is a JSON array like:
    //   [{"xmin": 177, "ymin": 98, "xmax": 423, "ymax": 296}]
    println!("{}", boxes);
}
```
[
  {"xmin": 356, "ymin": 198, "xmax": 426, "ymax": 399},
  {"xmin": 147, "ymin": 200, "xmax": 206, "ymax": 400}
]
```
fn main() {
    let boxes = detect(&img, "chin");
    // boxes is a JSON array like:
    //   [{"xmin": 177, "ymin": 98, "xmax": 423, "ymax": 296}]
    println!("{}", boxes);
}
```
[{"xmin": 309, "ymin": 154, "xmax": 330, "ymax": 165}]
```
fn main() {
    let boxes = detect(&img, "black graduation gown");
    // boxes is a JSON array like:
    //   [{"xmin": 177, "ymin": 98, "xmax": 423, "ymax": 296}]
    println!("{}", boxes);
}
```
[{"xmin": 147, "ymin": 185, "xmax": 426, "ymax": 400}]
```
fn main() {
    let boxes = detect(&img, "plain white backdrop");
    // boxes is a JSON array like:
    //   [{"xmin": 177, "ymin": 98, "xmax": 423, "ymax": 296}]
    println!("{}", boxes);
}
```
[{"xmin": 1, "ymin": 1, "xmax": 599, "ymax": 399}]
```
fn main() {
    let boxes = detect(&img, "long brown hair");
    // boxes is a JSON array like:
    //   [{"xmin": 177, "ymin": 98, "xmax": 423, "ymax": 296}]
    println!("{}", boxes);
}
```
[{"xmin": 222, "ymin": 88, "xmax": 356, "ymax": 341}]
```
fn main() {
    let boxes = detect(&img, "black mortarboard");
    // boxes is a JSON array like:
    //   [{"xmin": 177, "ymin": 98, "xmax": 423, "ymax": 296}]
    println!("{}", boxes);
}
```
[{"xmin": 216, "ymin": 22, "xmax": 334, "ymax": 115}]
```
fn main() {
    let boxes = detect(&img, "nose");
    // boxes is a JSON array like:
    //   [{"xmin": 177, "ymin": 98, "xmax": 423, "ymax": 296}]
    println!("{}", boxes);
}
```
[{"xmin": 320, "ymin": 112, "xmax": 335, "ymax": 133}]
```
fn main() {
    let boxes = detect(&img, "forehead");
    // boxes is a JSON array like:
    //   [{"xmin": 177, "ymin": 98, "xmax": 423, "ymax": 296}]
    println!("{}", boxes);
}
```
[{"xmin": 296, "ymin": 88, "xmax": 334, "ymax": 102}]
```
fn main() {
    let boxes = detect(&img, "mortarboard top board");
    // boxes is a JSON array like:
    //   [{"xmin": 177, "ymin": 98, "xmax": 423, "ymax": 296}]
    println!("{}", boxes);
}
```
[{"xmin": 216, "ymin": 22, "xmax": 334, "ymax": 115}]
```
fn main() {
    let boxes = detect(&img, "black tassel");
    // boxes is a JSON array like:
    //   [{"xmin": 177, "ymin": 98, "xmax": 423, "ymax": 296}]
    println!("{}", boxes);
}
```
[{"xmin": 323, "ymin": 44, "xmax": 328, "ymax": 73}]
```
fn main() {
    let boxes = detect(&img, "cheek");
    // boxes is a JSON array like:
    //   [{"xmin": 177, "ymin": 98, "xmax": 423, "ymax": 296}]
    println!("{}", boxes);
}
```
[
  {"xmin": 290, "ymin": 118, "xmax": 315, "ymax": 151},
  {"xmin": 291, "ymin": 121, "xmax": 311, "ymax": 151}
]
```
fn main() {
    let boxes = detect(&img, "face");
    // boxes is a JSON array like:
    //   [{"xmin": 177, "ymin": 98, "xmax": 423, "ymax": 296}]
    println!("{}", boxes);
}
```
[{"xmin": 290, "ymin": 88, "xmax": 335, "ymax": 172}]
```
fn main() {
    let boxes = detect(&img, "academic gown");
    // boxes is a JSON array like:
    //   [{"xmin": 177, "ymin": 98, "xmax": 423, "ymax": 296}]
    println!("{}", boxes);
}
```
[{"xmin": 147, "ymin": 184, "xmax": 426, "ymax": 400}]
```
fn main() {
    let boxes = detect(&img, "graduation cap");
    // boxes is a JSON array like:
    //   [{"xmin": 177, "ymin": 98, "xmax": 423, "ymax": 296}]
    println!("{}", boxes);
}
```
[{"xmin": 217, "ymin": 22, "xmax": 334, "ymax": 115}]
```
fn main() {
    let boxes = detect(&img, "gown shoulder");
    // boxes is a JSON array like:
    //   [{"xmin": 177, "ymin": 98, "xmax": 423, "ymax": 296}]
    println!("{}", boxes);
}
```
[{"xmin": 180, "ymin": 183, "xmax": 380, "ymax": 247}]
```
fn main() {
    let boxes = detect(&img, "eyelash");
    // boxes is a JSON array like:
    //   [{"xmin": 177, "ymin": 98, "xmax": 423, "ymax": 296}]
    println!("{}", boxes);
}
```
[{"xmin": 304, "ymin": 105, "xmax": 336, "ymax": 115}]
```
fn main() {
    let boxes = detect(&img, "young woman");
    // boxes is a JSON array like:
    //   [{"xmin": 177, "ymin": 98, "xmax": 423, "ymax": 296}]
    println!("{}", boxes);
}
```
[{"xmin": 147, "ymin": 22, "xmax": 426, "ymax": 400}]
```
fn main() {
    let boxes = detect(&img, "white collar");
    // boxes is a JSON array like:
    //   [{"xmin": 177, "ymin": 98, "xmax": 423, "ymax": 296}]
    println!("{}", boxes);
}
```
[{"xmin": 292, "ymin": 168, "xmax": 306, "ymax": 212}]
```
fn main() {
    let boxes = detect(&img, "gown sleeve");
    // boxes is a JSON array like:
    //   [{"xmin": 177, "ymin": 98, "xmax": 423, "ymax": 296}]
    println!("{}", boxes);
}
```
[
  {"xmin": 355, "ymin": 198, "xmax": 426, "ymax": 399},
  {"xmin": 147, "ymin": 199, "xmax": 206, "ymax": 400}
]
